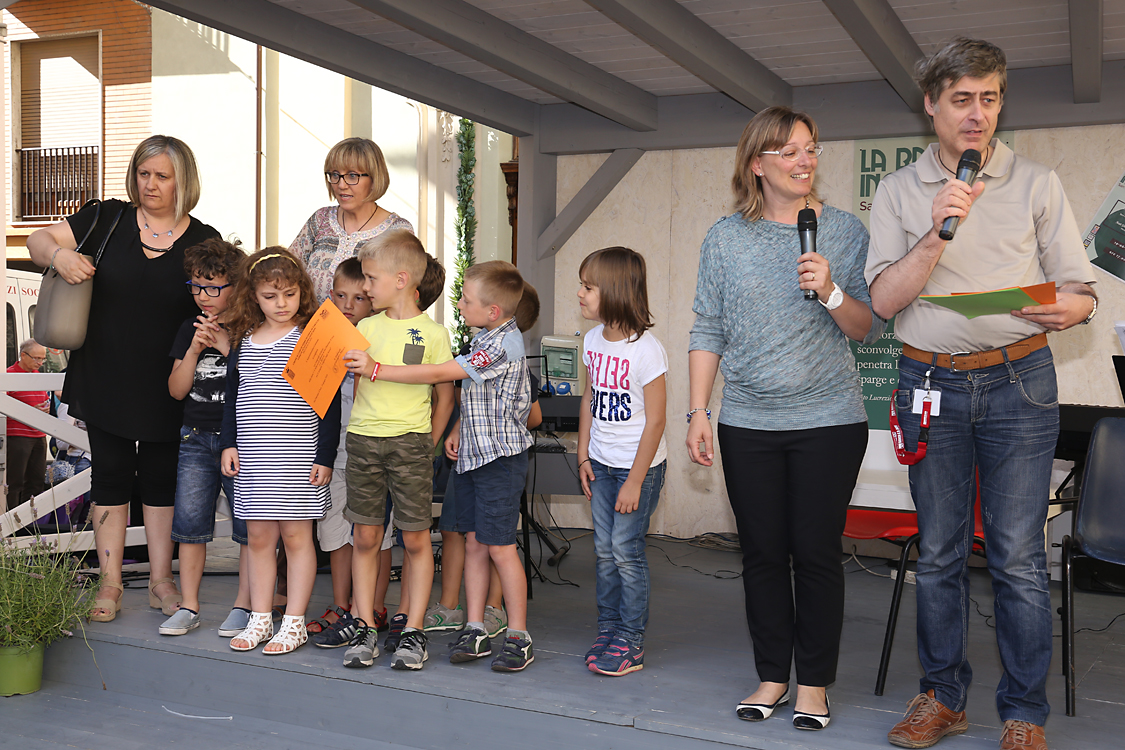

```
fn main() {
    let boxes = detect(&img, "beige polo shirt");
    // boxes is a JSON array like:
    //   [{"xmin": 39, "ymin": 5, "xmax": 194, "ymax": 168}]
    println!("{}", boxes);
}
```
[{"xmin": 866, "ymin": 140, "xmax": 1094, "ymax": 352}]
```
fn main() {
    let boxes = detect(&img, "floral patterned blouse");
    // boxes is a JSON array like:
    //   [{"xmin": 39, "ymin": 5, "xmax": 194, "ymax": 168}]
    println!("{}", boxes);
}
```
[{"xmin": 288, "ymin": 205, "xmax": 414, "ymax": 302}]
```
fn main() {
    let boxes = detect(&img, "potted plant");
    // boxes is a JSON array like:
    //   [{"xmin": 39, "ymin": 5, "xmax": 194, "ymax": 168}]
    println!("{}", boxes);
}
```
[{"xmin": 0, "ymin": 526, "xmax": 98, "ymax": 696}]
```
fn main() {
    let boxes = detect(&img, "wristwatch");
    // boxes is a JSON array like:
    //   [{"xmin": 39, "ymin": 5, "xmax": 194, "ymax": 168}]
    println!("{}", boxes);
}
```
[
  {"xmin": 1081, "ymin": 295, "xmax": 1098, "ymax": 325},
  {"xmin": 820, "ymin": 283, "xmax": 844, "ymax": 311}
]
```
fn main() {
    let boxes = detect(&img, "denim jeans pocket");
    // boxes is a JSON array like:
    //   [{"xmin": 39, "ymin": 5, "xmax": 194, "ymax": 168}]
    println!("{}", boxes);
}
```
[
  {"xmin": 894, "ymin": 387, "xmax": 914, "ymax": 411},
  {"xmin": 1012, "ymin": 360, "xmax": 1058, "ymax": 409}
]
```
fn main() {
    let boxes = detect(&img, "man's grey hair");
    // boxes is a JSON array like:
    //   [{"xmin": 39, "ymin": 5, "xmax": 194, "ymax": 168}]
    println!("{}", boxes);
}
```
[
  {"xmin": 19, "ymin": 339, "xmax": 42, "ymax": 355},
  {"xmin": 915, "ymin": 37, "xmax": 1007, "ymax": 105}
]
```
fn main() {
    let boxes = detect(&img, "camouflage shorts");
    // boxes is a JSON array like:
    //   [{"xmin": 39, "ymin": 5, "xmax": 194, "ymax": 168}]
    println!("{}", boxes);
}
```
[{"xmin": 343, "ymin": 431, "xmax": 434, "ymax": 531}]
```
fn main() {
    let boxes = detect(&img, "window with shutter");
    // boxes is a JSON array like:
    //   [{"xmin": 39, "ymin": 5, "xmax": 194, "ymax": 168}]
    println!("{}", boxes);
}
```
[{"xmin": 18, "ymin": 36, "xmax": 101, "ymax": 220}]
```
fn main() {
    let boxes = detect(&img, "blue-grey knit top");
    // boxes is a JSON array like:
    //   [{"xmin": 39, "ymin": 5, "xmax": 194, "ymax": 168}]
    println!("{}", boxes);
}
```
[{"xmin": 689, "ymin": 205, "xmax": 885, "ymax": 431}]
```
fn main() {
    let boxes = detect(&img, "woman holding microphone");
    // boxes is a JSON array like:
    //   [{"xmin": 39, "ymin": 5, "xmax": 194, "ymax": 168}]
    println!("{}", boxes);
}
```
[{"xmin": 686, "ymin": 107, "xmax": 883, "ymax": 731}]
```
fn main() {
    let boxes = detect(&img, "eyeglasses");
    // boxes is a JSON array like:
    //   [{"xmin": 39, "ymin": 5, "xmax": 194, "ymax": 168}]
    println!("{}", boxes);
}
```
[
  {"xmin": 325, "ymin": 171, "xmax": 369, "ymax": 185},
  {"xmin": 186, "ymin": 281, "xmax": 231, "ymax": 298},
  {"xmin": 21, "ymin": 352, "xmax": 46, "ymax": 363},
  {"xmin": 760, "ymin": 144, "xmax": 823, "ymax": 162}
]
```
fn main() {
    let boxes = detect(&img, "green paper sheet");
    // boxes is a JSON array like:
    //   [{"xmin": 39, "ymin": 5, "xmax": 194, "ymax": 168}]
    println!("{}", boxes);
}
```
[{"xmin": 920, "ymin": 287, "xmax": 1041, "ymax": 319}]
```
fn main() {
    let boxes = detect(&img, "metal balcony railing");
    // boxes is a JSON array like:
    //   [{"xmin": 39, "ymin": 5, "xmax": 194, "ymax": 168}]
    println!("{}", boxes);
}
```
[{"xmin": 19, "ymin": 145, "xmax": 100, "ymax": 221}]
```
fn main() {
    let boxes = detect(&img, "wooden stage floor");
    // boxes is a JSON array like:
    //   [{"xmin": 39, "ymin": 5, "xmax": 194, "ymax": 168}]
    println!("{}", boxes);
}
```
[{"xmin": 3, "ymin": 532, "xmax": 1123, "ymax": 750}]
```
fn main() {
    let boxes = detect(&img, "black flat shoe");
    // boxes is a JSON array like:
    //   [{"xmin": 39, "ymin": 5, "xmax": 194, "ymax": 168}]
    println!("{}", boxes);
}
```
[
  {"xmin": 736, "ymin": 688, "xmax": 790, "ymax": 721},
  {"xmin": 792, "ymin": 695, "xmax": 831, "ymax": 730}
]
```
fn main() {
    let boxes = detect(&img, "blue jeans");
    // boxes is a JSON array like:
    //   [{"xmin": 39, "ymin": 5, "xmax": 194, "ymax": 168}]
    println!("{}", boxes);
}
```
[
  {"xmin": 172, "ymin": 426, "xmax": 247, "ymax": 545},
  {"xmin": 589, "ymin": 459, "xmax": 666, "ymax": 648},
  {"xmin": 895, "ymin": 346, "xmax": 1057, "ymax": 724}
]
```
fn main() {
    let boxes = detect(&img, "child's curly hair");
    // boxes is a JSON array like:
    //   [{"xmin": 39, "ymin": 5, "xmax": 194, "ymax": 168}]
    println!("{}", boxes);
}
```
[
  {"xmin": 224, "ymin": 247, "xmax": 318, "ymax": 346},
  {"xmin": 183, "ymin": 237, "xmax": 245, "ymax": 281}
]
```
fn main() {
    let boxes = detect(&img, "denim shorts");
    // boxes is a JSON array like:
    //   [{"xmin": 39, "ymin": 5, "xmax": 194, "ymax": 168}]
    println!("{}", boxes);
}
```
[
  {"xmin": 455, "ymin": 451, "xmax": 528, "ymax": 546},
  {"xmin": 172, "ymin": 426, "xmax": 247, "ymax": 545},
  {"xmin": 438, "ymin": 469, "xmax": 465, "ymax": 533}
]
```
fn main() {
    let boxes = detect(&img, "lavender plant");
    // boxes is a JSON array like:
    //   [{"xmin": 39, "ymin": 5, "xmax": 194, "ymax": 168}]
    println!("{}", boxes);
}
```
[{"xmin": 0, "ymin": 510, "xmax": 98, "ymax": 652}]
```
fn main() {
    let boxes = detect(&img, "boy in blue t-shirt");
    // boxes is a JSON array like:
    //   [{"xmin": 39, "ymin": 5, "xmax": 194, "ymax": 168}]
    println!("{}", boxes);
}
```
[{"xmin": 345, "ymin": 260, "xmax": 535, "ymax": 671}]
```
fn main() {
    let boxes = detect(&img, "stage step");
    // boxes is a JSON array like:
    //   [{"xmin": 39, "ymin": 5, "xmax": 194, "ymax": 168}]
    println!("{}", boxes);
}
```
[{"xmin": 41, "ymin": 628, "xmax": 773, "ymax": 750}]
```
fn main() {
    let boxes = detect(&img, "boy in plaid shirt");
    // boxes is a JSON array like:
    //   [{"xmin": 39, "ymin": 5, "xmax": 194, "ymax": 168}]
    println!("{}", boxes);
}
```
[{"xmin": 347, "ymin": 260, "xmax": 535, "ymax": 670}]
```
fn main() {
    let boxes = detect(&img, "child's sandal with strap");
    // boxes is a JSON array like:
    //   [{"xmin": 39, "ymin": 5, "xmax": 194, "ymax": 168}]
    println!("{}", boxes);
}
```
[
  {"xmin": 264, "ymin": 614, "xmax": 308, "ymax": 655},
  {"xmin": 306, "ymin": 605, "xmax": 349, "ymax": 634},
  {"xmin": 230, "ymin": 612, "xmax": 274, "ymax": 651}
]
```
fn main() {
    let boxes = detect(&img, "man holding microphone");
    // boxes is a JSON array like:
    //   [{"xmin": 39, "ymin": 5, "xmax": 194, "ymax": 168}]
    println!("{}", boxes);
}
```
[{"xmin": 867, "ymin": 37, "xmax": 1096, "ymax": 750}]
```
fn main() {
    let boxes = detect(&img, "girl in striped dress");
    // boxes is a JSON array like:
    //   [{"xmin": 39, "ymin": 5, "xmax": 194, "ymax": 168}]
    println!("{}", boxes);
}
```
[{"xmin": 220, "ymin": 248, "xmax": 340, "ymax": 654}]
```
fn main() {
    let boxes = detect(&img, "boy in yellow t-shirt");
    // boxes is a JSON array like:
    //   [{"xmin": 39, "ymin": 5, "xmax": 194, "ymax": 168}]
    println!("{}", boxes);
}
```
[{"xmin": 340, "ymin": 229, "xmax": 454, "ymax": 671}]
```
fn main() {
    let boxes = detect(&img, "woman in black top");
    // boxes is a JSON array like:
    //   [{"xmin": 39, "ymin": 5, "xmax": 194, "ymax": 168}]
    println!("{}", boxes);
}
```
[{"xmin": 27, "ymin": 136, "xmax": 219, "ymax": 622}]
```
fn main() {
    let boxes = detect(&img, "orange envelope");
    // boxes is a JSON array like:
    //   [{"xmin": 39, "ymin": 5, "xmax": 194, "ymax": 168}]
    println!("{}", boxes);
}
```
[
  {"xmin": 950, "ymin": 281, "xmax": 1057, "ymax": 304},
  {"xmin": 283, "ymin": 298, "xmax": 370, "ymax": 418}
]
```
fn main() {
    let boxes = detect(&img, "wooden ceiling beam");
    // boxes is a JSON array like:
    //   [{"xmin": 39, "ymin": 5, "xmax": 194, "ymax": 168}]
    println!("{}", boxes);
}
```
[
  {"xmin": 1069, "ymin": 0, "xmax": 1104, "ymax": 103},
  {"xmin": 145, "ymin": 0, "xmax": 537, "ymax": 135},
  {"xmin": 349, "ymin": 0, "xmax": 658, "ymax": 131},
  {"xmin": 584, "ymin": 0, "xmax": 791, "ymax": 112},
  {"xmin": 821, "ymin": 0, "xmax": 925, "ymax": 112}
]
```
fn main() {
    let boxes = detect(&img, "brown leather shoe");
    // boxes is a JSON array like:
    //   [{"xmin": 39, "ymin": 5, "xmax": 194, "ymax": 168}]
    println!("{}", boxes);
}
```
[
  {"xmin": 887, "ymin": 690, "xmax": 969, "ymax": 748},
  {"xmin": 999, "ymin": 720, "xmax": 1047, "ymax": 750}
]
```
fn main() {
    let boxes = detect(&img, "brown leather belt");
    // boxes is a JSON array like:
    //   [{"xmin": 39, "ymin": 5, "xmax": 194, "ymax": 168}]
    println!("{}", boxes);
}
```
[{"xmin": 901, "ymin": 333, "xmax": 1048, "ymax": 371}]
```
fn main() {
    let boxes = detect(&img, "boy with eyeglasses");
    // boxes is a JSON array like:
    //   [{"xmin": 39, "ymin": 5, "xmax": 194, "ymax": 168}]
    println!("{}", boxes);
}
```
[{"xmin": 159, "ymin": 238, "xmax": 251, "ymax": 638}]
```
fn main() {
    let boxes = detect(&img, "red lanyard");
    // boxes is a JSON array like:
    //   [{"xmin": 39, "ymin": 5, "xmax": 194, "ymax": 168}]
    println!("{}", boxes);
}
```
[{"xmin": 889, "ymin": 389, "xmax": 930, "ymax": 465}]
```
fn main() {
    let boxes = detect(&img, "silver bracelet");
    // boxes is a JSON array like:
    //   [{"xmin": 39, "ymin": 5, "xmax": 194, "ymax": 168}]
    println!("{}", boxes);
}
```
[{"xmin": 50, "ymin": 247, "xmax": 62, "ymax": 271}]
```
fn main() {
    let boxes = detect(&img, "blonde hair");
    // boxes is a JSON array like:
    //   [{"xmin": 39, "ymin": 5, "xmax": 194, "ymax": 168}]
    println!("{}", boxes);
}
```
[
  {"xmin": 356, "ymin": 229, "xmax": 428, "ymax": 291},
  {"xmin": 579, "ymin": 247, "xmax": 652, "ymax": 341},
  {"xmin": 126, "ymin": 135, "xmax": 201, "ymax": 223},
  {"xmin": 324, "ymin": 138, "xmax": 390, "ymax": 204},
  {"xmin": 464, "ymin": 261, "xmax": 523, "ymax": 317},
  {"xmin": 731, "ymin": 107, "xmax": 820, "ymax": 222}
]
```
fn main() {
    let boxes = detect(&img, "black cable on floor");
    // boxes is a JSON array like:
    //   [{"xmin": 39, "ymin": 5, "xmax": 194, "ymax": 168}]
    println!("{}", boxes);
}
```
[
  {"xmin": 645, "ymin": 542, "xmax": 741, "ymax": 580},
  {"xmin": 528, "ymin": 501, "xmax": 579, "ymax": 588},
  {"xmin": 1055, "ymin": 610, "xmax": 1125, "ymax": 638}
]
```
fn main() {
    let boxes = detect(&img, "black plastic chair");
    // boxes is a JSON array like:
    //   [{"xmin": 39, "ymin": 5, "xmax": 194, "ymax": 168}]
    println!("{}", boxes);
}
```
[{"xmin": 1060, "ymin": 417, "xmax": 1125, "ymax": 716}]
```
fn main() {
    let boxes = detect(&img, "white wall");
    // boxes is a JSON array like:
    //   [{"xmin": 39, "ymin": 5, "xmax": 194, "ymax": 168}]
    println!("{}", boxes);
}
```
[
  {"xmin": 474, "ymin": 125, "xmax": 513, "ymax": 263},
  {"xmin": 150, "ymin": 10, "xmax": 258, "ymax": 245},
  {"xmin": 547, "ymin": 124, "xmax": 1125, "ymax": 537}
]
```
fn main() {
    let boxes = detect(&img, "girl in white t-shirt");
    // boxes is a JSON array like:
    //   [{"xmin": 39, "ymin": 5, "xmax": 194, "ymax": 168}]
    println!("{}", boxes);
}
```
[{"xmin": 576, "ymin": 246, "xmax": 669, "ymax": 677}]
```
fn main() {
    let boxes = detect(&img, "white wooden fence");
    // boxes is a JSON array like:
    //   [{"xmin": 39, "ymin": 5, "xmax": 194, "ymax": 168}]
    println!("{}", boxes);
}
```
[{"xmin": 0, "ymin": 371, "xmax": 180, "ymax": 551}]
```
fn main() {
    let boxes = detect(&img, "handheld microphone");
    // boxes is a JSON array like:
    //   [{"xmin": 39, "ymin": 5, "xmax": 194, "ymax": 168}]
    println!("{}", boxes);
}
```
[
  {"xmin": 938, "ymin": 149, "xmax": 982, "ymax": 241},
  {"xmin": 797, "ymin": 208, "xmax": 818, "ymax": 301}
]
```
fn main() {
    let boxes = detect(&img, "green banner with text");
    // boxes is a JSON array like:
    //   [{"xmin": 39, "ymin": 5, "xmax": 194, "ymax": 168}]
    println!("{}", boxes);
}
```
[
  {"xmin": 851, "ymin": 319, "xmax": 901, "ymax": 431},
  {"xmin": 853, "ymin": 132, "xmax": 1014, "ymax": 229}
]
